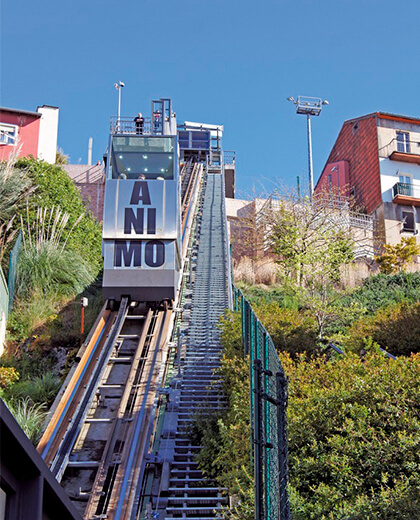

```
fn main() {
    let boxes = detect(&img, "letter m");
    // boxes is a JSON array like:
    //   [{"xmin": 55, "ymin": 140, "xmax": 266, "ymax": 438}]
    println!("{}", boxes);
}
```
[{"xmin": 114, "ymin": 241, "xmax": 142, "ymax": 267}]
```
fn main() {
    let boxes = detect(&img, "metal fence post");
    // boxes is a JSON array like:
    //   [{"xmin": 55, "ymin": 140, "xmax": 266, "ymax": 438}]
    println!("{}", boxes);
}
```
[
  {"xmin": 254, "ymin": 359, "xmax": 264, "ymax": 520},
  {"xmin": 276, "ymin": 371, "xmax": 290, "ymax": 520}
]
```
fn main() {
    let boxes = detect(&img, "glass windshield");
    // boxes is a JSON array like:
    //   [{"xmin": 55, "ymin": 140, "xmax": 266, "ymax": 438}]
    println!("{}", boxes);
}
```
[{"xmin": 110, "ymin": 136, "xmax": 175, "ymax": 180}]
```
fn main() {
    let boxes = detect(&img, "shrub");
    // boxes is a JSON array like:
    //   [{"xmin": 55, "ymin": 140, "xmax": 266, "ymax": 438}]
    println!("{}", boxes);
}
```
[
  {"xmin": 240, "ymin": 284, "xmax": 300, "ymax": 310},
  {"xmin": 253, "ymin": 301, "xmax": 319, "ymax": 356},
  {"xmin": 0, "ymin": 366, "xmax": 19, "ymax": 388},
  {"xmin": 346, "ymin": 302, "xmax": 420, "ymax": 356},
  {"xmin": 16, "ymin": 241, "xmax": 94, "ymax": 300},
  {"xmin": 9, "ymin": 372, "xmax": 61, "ymax": 406},
  {"xmin": 282, "ymin": 351, "xmax": 420, "ymax": 519},
  {"xmin": 350, "ymin": 272, "xmax": 420, "ymax": 313},
  {"xmin": 15, "ymin": 157, "xmax": 102, "ymax": 275}
]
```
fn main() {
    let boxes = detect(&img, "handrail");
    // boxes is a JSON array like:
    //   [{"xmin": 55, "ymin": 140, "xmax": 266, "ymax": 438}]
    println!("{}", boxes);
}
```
[{"xmin": 110, "ymin": 116, "xmax": 170, "ymax": 136}]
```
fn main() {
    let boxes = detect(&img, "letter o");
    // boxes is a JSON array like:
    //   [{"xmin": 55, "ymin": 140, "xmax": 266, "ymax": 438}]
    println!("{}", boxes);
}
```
[{"xmin": 145, "ymin": 240, "xmax": 165, "ymax": 267}]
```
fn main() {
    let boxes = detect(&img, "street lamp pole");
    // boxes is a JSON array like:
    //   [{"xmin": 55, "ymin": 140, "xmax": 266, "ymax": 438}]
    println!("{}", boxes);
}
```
[
  {"xmin": 114, "ymin": 81, "xmax": 125, "ymax": 122},
  {"xmin": 306, "ymin": 114, "xmax": 313, "ymax": 200},
  {"xmin": 287, "ymin": 95, "xmax": 329, "ymax": 202}
]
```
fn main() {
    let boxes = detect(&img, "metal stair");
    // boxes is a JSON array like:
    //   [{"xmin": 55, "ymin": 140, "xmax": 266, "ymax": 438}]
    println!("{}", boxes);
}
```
[{"xmin": 151, "ymin": 171, "xmax": 230, "ymax": 519}]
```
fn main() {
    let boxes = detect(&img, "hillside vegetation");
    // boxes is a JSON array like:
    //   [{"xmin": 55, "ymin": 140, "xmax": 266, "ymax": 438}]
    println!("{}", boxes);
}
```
[
  {"xmin": 197, "ymin": 191, "xmax": 420, "ymax": 519},
  {"xmin": 0, "ymin": 157, "xmax": 103, "ymax": 442},
  {"xmin": 196, "ymin": 275, "xmax": 420, "ymax": 518}
]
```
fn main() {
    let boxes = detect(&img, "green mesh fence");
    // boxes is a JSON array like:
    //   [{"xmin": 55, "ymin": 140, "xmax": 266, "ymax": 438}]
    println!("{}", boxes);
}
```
[
  {"xmin": 0, "ymin": 266, "xmax": 9, "ymax": 320},
  {"xmin": 233, "ymin": 285, "xmax": 291, "ymax": 520}
]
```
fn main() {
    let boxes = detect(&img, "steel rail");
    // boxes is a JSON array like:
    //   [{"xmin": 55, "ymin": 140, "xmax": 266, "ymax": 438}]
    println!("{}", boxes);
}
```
[
  {"xmin": 82, "ymin": 308, "xmax": 154, "ymax": 518},
  {"xmin": 50, "ymin": 297, "xmax": 129, "ymax": 481},
  {"xmin": 37, "ymin": 306, "xmax": 114, "ymax": 465},
  {"xmin": 112, "ymin": 307, "xmax": 173, "ymax": 520}
]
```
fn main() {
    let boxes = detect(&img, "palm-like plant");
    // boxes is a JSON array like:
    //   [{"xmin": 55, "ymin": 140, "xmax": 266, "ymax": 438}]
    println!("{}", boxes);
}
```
[
  {"xmin": 0, "ymin": 149, "xmax": 35, "ymax": 264},
  {"xmin": 0, "ymin": 147, "xmax": 35, "ymax": 222}
]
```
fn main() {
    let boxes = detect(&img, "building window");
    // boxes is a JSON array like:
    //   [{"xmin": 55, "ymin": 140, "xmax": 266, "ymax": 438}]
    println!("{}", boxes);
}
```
[
  {"xmin": 398, "ymin": 174, "xmax": 412, "ymax": 196},
  {"xmin": 396, "ymin": 131, "xmax": 411, "ymax": 153},
  {"xmin": 402, "ymin": 211, "xmax": 415, "ymax": 233},
  {"xmin": 0, "ymin": 123, "xmax": 18, "ymax": 145}
]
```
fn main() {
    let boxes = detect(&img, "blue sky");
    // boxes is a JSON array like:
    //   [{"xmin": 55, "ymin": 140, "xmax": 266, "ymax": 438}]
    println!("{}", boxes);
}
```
[{"xmin": 1, "ymin": 0, "xmax": 419, "ymax": 197}]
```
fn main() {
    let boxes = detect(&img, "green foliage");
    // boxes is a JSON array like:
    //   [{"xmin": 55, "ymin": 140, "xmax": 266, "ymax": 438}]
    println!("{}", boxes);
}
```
[
  {"xmin": 346, "ymin": 303, "xmax": 420, "ymax": 356},
  {"xmin": 0, "ymin": 156, "xmax": 34, "ymax": 222},
  {"xmin": 3, "ymin": 397, "xmax": 47, "ymax": 444},
  {"xmin": 281, "ymin": 351, "xmax": 420, "ymax": 519},
  {"xmin": 375, "ymin": 237, "xmax": 420, "ymax": 274},
  {"xmin": 0, "ymin": 343, "xmax": 58, "ymax": 381},
  {"xmin": 267, "ymin": 199, "xmax": 353, "ymax": 287},
  {"xmin": 16, "ymin": 241, "xmax": 94, "ymax": 299},
  {"xmin": 0, "ymin": 366, "xmax": 19, "ymax": 388},
  {"xmin": 55, "ymin": 148, "xmax": 69, "ymax": 165},
  {"xmin": 350, "ymin": 272, "xmax": 420, "ymax": 313},
  {"xmin": 15, "ymin": 157, "xmax": 102, "ymax": 275},
  {"xmin": 238, "ymin": 283, "xmax": 300, "ymax": 310},
  {"xmin": 0, "ymin": 157, "xmax": 35, "ymax": 264},
  {"xmin": 8, "ymin": 372, "xmax": 61, "ymax": 406},
  {"xmin": 253, "ymin": 301, "xmax": 319, "ymax": 356}
]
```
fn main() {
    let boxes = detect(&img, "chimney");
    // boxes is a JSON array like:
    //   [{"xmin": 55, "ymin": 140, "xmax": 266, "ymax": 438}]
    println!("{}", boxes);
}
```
[{"xmin": 88, "ymin": 137, "xmax": 93, "ymax": 165}]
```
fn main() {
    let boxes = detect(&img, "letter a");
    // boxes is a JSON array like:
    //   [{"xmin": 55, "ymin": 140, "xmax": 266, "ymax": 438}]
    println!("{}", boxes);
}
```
[{"xmin": 130, "ymin": 181, "xmax": 151, "ymax": 205}]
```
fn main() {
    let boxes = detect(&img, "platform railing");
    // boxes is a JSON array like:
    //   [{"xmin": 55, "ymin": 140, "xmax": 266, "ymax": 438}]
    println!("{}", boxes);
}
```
[
  {"xmin": 224, "ymin": 150, "xmax": 236, "ymax": 165},
  {"xmin": 379, "ymin": 137, "xmax": 420, "ymax": 158},
  {"xmin": 110, "ymin": 116, "xmax": 161, "ymax": 135}
]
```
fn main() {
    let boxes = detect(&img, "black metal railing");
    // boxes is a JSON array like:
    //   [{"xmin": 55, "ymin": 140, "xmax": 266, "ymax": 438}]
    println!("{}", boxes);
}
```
[{"xmin": 393, "ymin": 182, "xmax": 420, "ymax": 199}]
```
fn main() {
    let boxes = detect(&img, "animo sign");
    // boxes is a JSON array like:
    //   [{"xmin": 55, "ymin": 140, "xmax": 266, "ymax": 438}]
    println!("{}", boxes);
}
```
[{"xmin": 113, "ymin": 181, "xmax": 167, "ymax": 268}]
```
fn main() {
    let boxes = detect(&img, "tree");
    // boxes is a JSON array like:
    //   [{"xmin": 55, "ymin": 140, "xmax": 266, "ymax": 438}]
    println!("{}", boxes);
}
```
[
  {"xmin": 375, "ymin": 237, "xmax": 420, "ymax": 274},
  {"xmin": 262, "ymin": 194, "xmax": 360, "ymax": 338}
]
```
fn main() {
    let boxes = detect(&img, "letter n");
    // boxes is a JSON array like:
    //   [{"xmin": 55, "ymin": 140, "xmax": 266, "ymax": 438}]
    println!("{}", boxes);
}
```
[{"xmin": 124, "ymin": 208, "xmax": 144, "ymax": 234}]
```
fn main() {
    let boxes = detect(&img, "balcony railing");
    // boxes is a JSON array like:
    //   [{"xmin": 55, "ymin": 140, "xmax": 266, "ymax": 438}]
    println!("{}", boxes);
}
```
[
  {"xmin": 380, "ymin": 138, "xmax": 420, "ymax": 164},
  {"xmin": 393, "ymin": 182, "xmax": 420, "ymax": 200}
]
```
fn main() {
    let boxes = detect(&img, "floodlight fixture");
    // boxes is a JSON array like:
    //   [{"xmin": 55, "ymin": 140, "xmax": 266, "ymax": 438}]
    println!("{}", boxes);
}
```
[{"xmin": 287, "ymin": 94, "xmax": 329, "ymax": 200}]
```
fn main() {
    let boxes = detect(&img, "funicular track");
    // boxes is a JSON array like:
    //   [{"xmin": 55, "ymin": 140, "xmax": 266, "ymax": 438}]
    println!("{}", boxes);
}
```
[
  {"xmin": 141, "ymin": 171, "xmax": 231, "ymax": 520},
  {"xmin": 38, "ymin": 298, "xmax": 173, "ymax": 519},
  {"xmin": 37, "ymin": 161, "xmax": 204, "ymax": 520},
  {"xmin": 37, "ymin": 160, "xmax": 231, "ymax": 520}
]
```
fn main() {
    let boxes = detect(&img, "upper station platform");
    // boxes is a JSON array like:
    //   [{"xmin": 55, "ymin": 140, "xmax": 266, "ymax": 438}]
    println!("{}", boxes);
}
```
[{"xmin": 110, "ymin": 98, "xmax": 177, "ymax": 136}]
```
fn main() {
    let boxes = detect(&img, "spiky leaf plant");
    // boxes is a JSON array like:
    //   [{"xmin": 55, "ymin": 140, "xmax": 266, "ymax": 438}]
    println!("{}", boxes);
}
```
[
  {"xmin": 16, "ymin": 206, "xmax": 94, "ymax": 299},
  {"xmin": 3, "ymin": 397, "xmax": 47, "ymax": 444}
]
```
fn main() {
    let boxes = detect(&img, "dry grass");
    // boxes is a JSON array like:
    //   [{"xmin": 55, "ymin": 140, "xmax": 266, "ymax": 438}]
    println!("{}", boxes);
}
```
[{"xmin": 234, "ymin": 257, "xmax": 278, "ymax": 285}]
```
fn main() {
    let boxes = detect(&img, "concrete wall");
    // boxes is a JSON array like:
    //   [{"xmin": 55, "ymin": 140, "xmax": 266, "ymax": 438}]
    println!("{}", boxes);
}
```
[{"xmin": 37, "ymin": 105, "xmax": 59, "ymax": 164}]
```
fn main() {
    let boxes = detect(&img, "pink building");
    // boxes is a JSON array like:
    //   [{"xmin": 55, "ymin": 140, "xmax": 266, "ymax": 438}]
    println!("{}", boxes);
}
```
[{"xmin": 0, "ymin": 105, "xmax": 59, "ymax": 164}]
